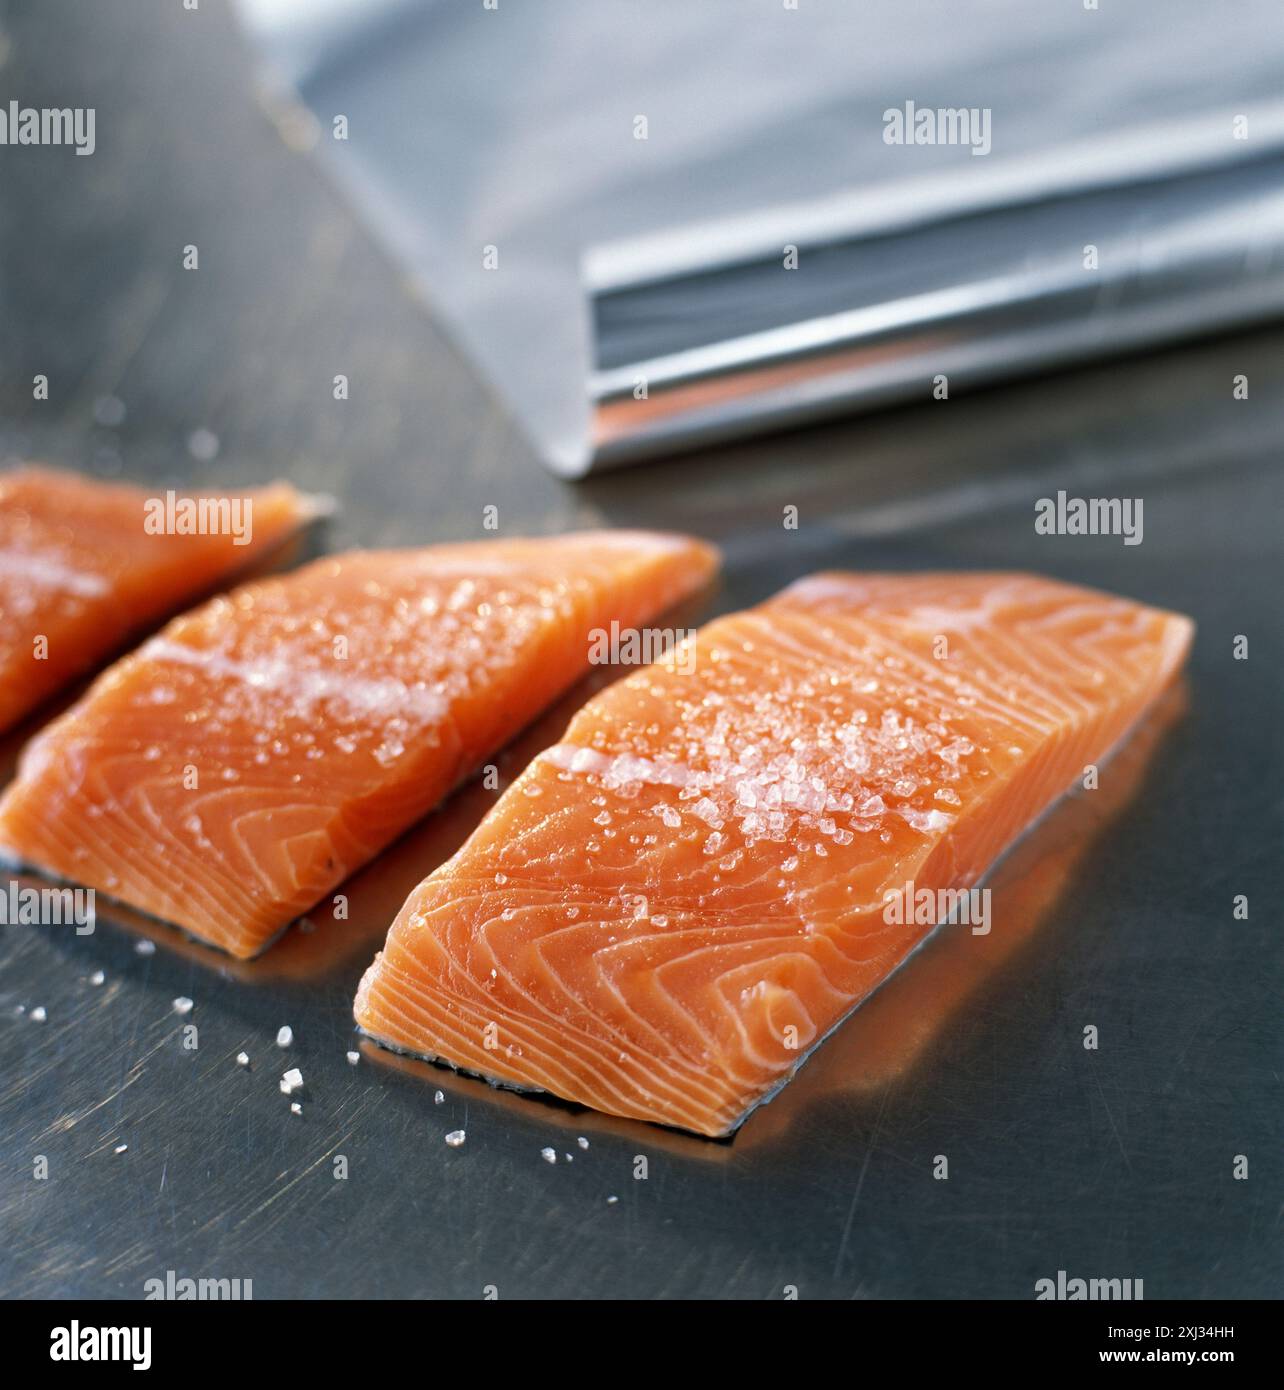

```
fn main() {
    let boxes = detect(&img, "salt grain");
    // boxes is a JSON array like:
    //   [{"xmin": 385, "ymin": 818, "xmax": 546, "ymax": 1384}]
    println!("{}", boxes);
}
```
[
  {"xmin": 172, "ymin": 997, "xmax": 194, "ymax": 1016},
  {"xmin": 236, "ymin": 1052, "xmax": 250, "ymax": 1067},
  {"xmin": 135, "ymin": 940, "xmax": 156, "ymax": 956},
  {"xmin": 444, "ymin": 1129, "xmax": 466, "ymax": 1148},
  {"xmin": 540, "ymin": 1147, "xmax": 557, "ymax": 1164},
  {"xmin": 90, "ymin": 970, "xmax": 106, "ymax": 987},
  {"xmin": 30, "ymin": 1006, "xmax": 47, "ymax": 1023},
  {"xmin": 276, "ymin": 1025, "xmax": 293, "ymax": 1048},
  {"xmin": 434, "ymin": 1090, "xmax": 445, "ymax": 1104},
  {"xmin": 280, "ymin": 1067, "xmax": 303, "ymax": 1095},
  {"xmin": 346, "ymin": 1051, "xmax": 359, "ymax": 1065},
  {"xmin": 114, "ymin": 1143, "xmax": 128, "ymax": 1154},
  {"xmin": 290, "ymin": 1101, "xmax": 302, "ymax": 1116},
  {"xmin": 577, "ymin": 1136, "xmax": 589, "ymax": 1150}
]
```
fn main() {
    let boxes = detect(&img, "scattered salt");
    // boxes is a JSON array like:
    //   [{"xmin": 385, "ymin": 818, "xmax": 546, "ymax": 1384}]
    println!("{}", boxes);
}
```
[
  {"xmin": 898, "ymin": 806, "xmax": 954, "ymax": 834},
  {"xmin": 280, "ymin": 1067, "xmax": 303, "ymax": 1095}
]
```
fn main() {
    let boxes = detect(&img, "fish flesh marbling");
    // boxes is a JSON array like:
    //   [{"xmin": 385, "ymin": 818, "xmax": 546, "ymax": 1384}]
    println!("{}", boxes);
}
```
[
  {"xmin": 355, "ymin": 571, "xmax": 1193, "ymax": 1135},
  {"xmin": 0, "ymin": 531, "xmax": 718, "ymax": 957},
  {"xmin": 0, "ymin": 465, "xmax": 325, "ymax": 732}
]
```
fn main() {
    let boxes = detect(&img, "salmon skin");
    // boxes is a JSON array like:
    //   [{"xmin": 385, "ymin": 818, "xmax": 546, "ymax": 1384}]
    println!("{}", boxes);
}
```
[
  {"xmin": 0, "ymin": 531, "xmax": 718, "ymax": 958},
  {"xmin": 0, "ymin": 466, "xmax": 326, "ymax": 733},
  {"xmin": 355, "ymin": 571, "xmax": 1193, "ymax": 1136}
]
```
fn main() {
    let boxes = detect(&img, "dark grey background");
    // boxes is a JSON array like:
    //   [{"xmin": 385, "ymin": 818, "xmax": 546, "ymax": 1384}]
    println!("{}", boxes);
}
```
[{"xmin": 0, "ymin": 1, "xmax": 1279, "ymax": 1299}]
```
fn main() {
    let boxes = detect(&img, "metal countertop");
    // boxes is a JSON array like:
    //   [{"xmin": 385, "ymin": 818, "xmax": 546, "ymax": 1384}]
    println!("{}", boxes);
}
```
[{"xmin": 0, "ymin": 0, "xmax": 1279, "ymax": 1300}]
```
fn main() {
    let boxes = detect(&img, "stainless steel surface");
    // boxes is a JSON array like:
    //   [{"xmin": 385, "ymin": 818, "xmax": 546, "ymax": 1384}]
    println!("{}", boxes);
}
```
[
  {"xmin": 588, "ymin": 129, "xmax": 1284, "ymax": 466},
  {"xmin": 1, "ymin": 401, "xmax": 1280, "ymax": 1298},
  {"xmin": 0, "ymin": 1, "xmax": 1279, "ymax": 1301},
  {"xmin": 233, "ymin": 0, "xmax": 1284, "ymax": 475}
]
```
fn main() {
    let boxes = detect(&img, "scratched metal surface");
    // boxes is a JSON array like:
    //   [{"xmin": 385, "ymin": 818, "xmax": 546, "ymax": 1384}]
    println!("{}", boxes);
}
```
[{"xmin": 0, "ymin": 1, "xmax": 1281, "ymax": 1300}]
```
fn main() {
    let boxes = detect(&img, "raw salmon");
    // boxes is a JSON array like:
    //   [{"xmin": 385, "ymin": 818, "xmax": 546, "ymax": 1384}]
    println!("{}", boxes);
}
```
[
  {"xmin": 0, "ymin": 531, "xmax": 718, "ymax": 958},
  {"xmin": 354, "ymin": 571, "xmax": 1193, "ymax": 1136},
  {"xmin": 0, "ymin": 466, "xmax": 324, "ymax": 733}
]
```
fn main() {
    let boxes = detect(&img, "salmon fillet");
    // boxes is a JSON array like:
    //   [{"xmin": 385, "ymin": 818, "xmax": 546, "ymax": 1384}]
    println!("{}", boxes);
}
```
[
  {"xmin": 0, "ymin": 466, "xmax": 324, "ymax": 733},
  {"xmin": 354, "ymin": 571, "xmax": 1193, "ymax": 1136},
  {"xmin": 0, "ymin": 531, "xmax": 718, "ymax": 958}
]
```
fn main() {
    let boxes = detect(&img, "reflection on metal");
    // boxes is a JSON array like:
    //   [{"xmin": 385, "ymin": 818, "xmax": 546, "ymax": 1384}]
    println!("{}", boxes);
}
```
[
  {"xmin": 735, "ymin": 680, "xmax": 1187, "ymax": 1150},
  {"xmin": 588, "ymin": 131, "xmax": 1284, "ymax": 468},
  {"xmin": 232, "ymin": 0, "xmax": 1284, "ymax": 476}
]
